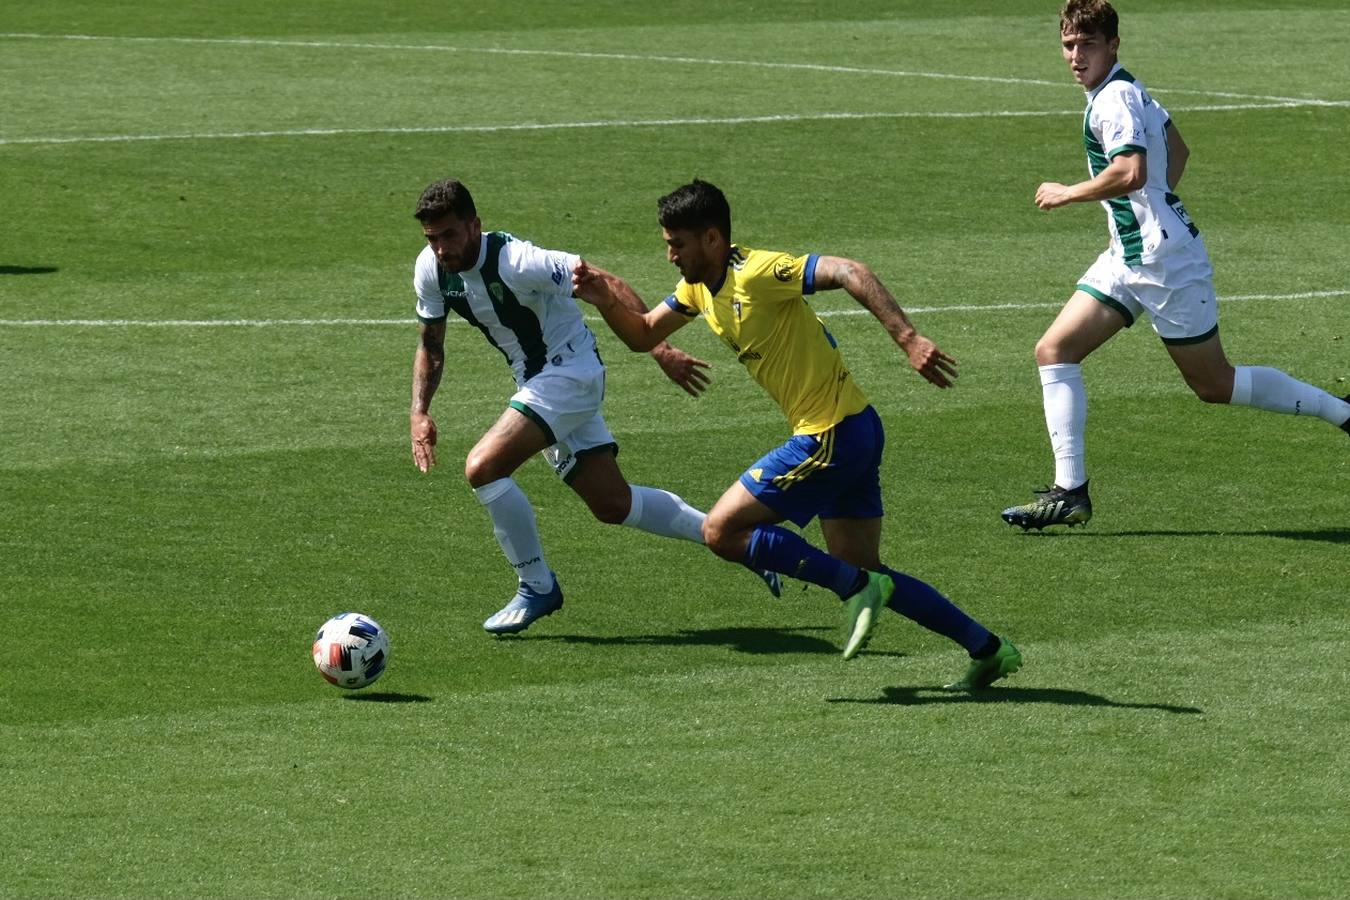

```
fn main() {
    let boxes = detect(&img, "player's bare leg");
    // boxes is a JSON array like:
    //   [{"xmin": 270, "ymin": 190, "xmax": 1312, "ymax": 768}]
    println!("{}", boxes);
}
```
[
  {"xmin": 1165, "ymin": 332, "xmax": 1235, "ymax": 403},
  {"xmin": 819, "ymin": 517, "xmax": 882, "ymax": 569},
  {"xmin": 1036, "ymin": 290, "xmax": 1129, "ymax": 366},
  {"xmin": 565, "ymin": 449, "xmax": 634, "ymax": 526},
  {"xmin": 464, "ymin": 407, "xmax": 552, "ymax": 488},
  {"xmin": 1168, "ymin": 333, "xmax": 1350, "ymax": 430},
  {"xmin": 702, "ymin": 481, "xmax": 780, "ymax": 563}
]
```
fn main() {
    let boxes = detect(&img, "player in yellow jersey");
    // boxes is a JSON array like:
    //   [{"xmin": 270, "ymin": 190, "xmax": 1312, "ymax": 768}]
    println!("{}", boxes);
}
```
[{"xmin": 573, "ymin": 179, "xmax": 1021, "ymax": 690}]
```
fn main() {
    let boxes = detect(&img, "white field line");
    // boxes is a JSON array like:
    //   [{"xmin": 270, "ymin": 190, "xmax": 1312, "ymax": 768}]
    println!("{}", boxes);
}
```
[
  {"xmin": 1, "ymin": 33, "xmax": 1345, "ymax": 147},
  {"xmin": 0, "ymin": 103, "xmax": 1313, "ymax": 147},
  {"xmin": 0, "ymin": 290, "xmax": 1343, "ymax": 329}
]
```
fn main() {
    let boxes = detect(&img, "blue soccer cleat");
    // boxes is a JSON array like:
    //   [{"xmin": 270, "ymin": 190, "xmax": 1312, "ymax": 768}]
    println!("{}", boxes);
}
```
[{"xmin": 483, "ymin": 574, "xmax": 564, "ymax": 635}]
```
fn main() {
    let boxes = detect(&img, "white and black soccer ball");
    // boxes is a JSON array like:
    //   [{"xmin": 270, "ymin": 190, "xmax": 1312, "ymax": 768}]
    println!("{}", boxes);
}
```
[{"xmin": 312, "ymin": 612, "xmax": 390, "ymax": 689}]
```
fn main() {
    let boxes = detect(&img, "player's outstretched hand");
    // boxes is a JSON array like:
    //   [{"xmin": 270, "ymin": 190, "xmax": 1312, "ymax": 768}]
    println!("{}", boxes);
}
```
[
  {"xmin": 651, "ymin": 343, "xmax": 712, "ymax": 397},
  {"xmin": 904, "ymin": 335, "xmax": 959, "ymax": 389},
  {"xmin": 411, "ymin": 413, "xmax": 438, "ymax": 472},
  {"xmin": 1034, "ymin": 182, "xmax": 1073, "ymax": 210},
  {"xmin": 571, "ymin": 259, "xmax": 609, "ymax": 306}
]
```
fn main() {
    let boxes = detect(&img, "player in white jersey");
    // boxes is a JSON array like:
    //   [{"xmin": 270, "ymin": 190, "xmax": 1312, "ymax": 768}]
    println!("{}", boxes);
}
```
[
  {"xmin": 409, "ymin": 178, "xmax": 779, "ymax": 632},
  {"xmin": 1001, "ymin": 0, "xmax": 1350, "ymax": 530}
]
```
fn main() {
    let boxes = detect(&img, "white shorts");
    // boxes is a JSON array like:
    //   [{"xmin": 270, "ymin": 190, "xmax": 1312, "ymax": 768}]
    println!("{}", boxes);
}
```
[
  {"xmin": 508, "ymin": 353, "xmax": 617, "ymax": 482},
  {"xmin": 1076, "ymin": 237, "xmax": 1219, "ymax": 344}
]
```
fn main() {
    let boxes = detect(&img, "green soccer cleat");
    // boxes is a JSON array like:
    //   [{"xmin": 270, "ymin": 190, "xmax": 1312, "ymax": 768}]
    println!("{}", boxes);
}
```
[
  {"xmin": 943, "ymin": 638, "xmax": 1022, "ymax": 691},
  {"xmin": 1000, "ymin": 481, "xmax": 1092, "ymax": 531},
  {"xmin": 842, "ymin": 571, "xmax": 894, "ymax": 660}
]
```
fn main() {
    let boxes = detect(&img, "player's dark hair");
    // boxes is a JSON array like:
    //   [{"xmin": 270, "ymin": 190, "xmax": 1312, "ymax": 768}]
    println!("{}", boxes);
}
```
[
  {"xmin": 413, "ymin": 178, "xmax": 477, "ymax": 222},
  {"xmin": 658, "ymin": 179, "xmax": 732, "ymax": 241},
  {"xmin": 1060, "ymin": 0, "xmax": 1118, "ymax": 40}
]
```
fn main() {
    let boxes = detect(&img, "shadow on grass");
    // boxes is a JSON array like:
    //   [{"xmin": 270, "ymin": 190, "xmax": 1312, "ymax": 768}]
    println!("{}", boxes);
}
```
[
  {"xmin": 520, "ymin": 626, "xmax": 905, "ymax": 657},
  {"xmin": 1020, "ymin": 528, "xmax": 1349, "ymax": 544},
  {"xmin": 341, "ymin": 692, "xmax": 433, "ymax": 703},
  {"xmin": 0, "ymin": 265, "xmax": 58, "ymax": 275},
  {"xmin": 828, "ymin": 685, "xmax": 1202, "ymax": 714}
]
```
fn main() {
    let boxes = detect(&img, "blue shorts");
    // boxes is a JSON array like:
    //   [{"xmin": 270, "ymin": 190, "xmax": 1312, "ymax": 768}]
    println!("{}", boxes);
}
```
[{"xmin": 739, "ymin": 406, "xmax": 885, "ymax": 528}]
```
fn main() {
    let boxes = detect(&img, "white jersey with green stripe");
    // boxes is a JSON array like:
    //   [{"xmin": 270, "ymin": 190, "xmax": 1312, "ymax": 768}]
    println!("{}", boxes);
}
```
[
  {"xmin": 1083, "ymin": 63, "xmax": 1199, "ymax": 267},
  {"xmin": 414, "ymin": 231, "xmax": 597, "ymax": 386}
]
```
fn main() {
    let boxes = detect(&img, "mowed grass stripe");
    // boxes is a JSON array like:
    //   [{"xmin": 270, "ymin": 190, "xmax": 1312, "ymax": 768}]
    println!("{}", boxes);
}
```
[
  {"xmin": 7, "ymin": 101, "xmax": 1335, "ymax": 147},
  {"xmin": 5, "ymin": 31, "xmax": 1349, "ymax": 107},
  {"xmin": 0, "ymin": 289, "xmax": 1344, "ymax": 327}
]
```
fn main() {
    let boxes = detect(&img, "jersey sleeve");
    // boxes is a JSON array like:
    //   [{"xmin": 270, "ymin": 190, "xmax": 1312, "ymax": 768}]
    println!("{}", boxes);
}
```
[
  {"xmin": 413, "ymin": 247, "xmax": 447, "ymax": 322},
  {"xmin": 754, "ymin": 250, "xmax": 816, "ymax": 301},
  {"xmin": 1094, "ymin": 85, "xmax": 1148, "ymax": 159},
  {"xmin": 664, "ymin": 280, "xmax": 702, "ymax": 317},
  {"xmin": 500, "ymin": 238, "xmax": 581, "ymax": 297}
]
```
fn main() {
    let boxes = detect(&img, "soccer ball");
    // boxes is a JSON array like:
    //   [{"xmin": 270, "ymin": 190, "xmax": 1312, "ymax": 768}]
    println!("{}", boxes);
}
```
[{"xmin": 312, "ymin": 612, "xmax": 390, "ymax": 689}]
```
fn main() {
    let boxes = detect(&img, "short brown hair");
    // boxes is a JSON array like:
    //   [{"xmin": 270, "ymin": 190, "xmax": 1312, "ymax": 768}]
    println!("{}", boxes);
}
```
[
  {"xmin": 1060, "ymin": 0, "xmax": 1118, "ymax": 40},
  {"xmin": 413, "ymin": 178, "xmax": 476, "ymax": 222}
]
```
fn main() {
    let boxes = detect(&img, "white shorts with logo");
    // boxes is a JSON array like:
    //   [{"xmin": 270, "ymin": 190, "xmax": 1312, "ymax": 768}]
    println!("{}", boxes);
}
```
[
  {"xmin": 508, "ymin": 351, "xmax": 617, "ymax": 482},
  {"xmin": 1076, "ymin": 236, "xmax": 1219, "ymax": 344}
]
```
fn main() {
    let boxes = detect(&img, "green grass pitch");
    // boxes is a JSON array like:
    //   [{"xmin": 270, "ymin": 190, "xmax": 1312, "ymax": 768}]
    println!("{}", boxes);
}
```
[{"xmin": 1, "ymin": 2, "xmax": 1346, "ymax": 898}]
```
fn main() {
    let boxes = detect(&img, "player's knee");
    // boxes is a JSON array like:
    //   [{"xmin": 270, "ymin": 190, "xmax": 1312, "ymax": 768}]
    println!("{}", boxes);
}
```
[
  {"xmin": 587, "ymin": 493, "xmax": 630, "ymax": 526},
  {"xmin": 1034, "ymin": 335, "xmax": 1067, "ymax": 366},
  {"xmin": 701, "ymin": 517, "xmax": 744, "ymax": 562},
  {"xmin": 1189, "ymin": 380, "xmax": 1231, "ymax": 404},
  {"xmin": 463, "ymin": 451, "xmax": 502, "ymax": 488}
]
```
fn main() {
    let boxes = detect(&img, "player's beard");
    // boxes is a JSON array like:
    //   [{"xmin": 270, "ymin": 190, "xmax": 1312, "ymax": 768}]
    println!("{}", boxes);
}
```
[{"xmin": 438, "ymin": 245, "xmax": 475, "ymax": 274}]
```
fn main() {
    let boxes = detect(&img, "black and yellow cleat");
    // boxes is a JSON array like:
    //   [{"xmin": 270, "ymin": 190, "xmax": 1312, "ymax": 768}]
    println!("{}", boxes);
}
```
[{"xmin": 1000, "ymin": 481, "xmax": 1092, "ymax": 531}]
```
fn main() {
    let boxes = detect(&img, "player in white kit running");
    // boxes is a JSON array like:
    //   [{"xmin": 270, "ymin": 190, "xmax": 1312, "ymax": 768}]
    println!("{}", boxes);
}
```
[
  {"xmin": 1001, "ymin": 0, "xmax": 1350, "ymax": 531},
  {"xmin": 409, "ymin": 179, "xmax": 779, "ymax": 632}
]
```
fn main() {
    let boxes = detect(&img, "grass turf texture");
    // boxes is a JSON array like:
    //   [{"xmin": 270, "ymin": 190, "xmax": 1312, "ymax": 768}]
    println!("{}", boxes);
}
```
[{"xmin": 2, "ymin": 2, "xmax": 1347, "ymax": 898}]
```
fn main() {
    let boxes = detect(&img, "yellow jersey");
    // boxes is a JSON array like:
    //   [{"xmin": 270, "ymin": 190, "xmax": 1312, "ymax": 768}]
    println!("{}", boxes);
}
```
[{"xmin": 665, "ymin": 247, "xmax": 870, "ymax": 435}]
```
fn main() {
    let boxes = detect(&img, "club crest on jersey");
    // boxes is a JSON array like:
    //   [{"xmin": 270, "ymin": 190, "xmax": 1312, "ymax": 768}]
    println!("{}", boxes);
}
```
[{"xmin": 773, "ymin": 257, "xmax": 795, "ymax": 282}]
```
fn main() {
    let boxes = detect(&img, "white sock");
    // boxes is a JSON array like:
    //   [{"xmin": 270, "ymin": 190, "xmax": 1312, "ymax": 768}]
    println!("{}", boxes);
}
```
[
  {"xmin": 621, "ymin": 485, "xmax": 707, "ymax": 543},
  {"xmin": 1231, "ymin": 366, "xmax": 1350, "ymax": 426},
  {"xmin": 472, "ymin": 478, "xmax": 551, "ymax": 590},
  {"xmin": 1040, "ymin": 363, "xmax": 1088, "ymax": 490}
]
